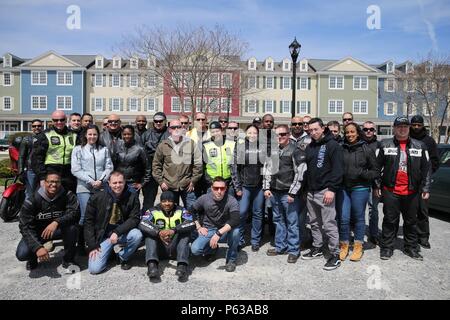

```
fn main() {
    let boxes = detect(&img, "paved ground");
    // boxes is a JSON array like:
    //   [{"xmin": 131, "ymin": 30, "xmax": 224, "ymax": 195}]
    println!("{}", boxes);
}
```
[{"xmin": 0, "ymin": 203, "xmax": 449, "ymax": 300}]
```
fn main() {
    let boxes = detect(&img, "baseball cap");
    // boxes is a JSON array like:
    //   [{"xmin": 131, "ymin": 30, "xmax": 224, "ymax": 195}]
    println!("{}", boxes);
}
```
[
  {"xmin": 252, "ymin": 117, "xmax": 262, "ymax": 124},
  {"xmin": 410, "ymin": 115, "xmax": 424, "ymax": 124},
  {"xmin": 153, "ymin": 112, "xmax": 167, "ymax": 121},
  {"xmin": 393, "ymin": 116, "xmax": 410, "ymax": 126},
  {"xmin": 209, "ymin": 121, "xmax": 222, "ymax": 129}
]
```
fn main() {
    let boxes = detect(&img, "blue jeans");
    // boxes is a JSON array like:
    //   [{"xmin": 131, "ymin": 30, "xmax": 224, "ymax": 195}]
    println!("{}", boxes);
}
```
[
  {"xmin": 238, "ymin": 186, "xmax": 264, "ymax": 246},
  {"xmin": 88, "ymin": 228, "xmax": 143, "ymax": 274},
  {"xmin": 339, "ymin": 188, "xmax": 370, "ymax": 243},
  {"xmin": 270, "ymin": 191, "xmax": 301, "ymax": 255},
  {"xmin": 191, "ymin": 227, "xmax": 240, "ymax": 263},
  {"xmin": 77, "ymin": 192, "xmax": 91, "ymax": 225},
  {"xmin": 368, "ymin": 189, "xmax": 380, "ymax": 238},
  {"xmin": 24, "ymin": 170, "xmax": 36, "ymax": 201},
  {"xmin": 334, "ymin": 188, "xmax": 344, "ymax": 227},
  {"xmin": 171, "ymin": 189, "xmax": 197, "ymax": 212}
]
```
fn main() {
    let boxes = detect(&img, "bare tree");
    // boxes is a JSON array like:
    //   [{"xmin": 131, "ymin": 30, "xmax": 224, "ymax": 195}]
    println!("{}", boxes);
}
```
[
  {"xmin": 119, "ymin": 24, "xmax": 252, "ymax": 121},
  {"xmin": 397, "ymin": 53, "xmax": 450, "ymax": 142}
]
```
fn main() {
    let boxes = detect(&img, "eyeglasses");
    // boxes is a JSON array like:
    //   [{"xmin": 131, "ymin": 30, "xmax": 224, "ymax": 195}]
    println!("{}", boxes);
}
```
[
  {"xmin": 220, "ymin": 120, "xmax": 228, "ymax": 123},
  {"xmin": 303, "ymin": 122, "xmax": 310, "ymax": 125},
  {"xmin": 52, "ymin": 118, "xmax": 66, "ymax": 123},
  {"xmin": 170, "ymin": 125, "xmax": 182, "ymax": 129},
  {"xmin": 154, "ymin": 120, "xmax": 164, "ymax": 124},
  {"xmin": 343, "ymin": 118, "xmax": 353, "ymax": 122},
  {"xmin": 228, "ymin": 127, "xmax": 238, "ymax": 130},
  {"xmin": 108, "ymin": 120, "xmax": 120, "ymax": 124},
  {"xmin": 32, "ymin": 125, "xmax": 42, "ymax": 128},
  {"xmin": 181, "ymin": 122, "xmax": 189, "ymax": 125},
  {"xmin": 291, "ymin": 122, "xmax": 303, "ymax": 126},
  {"xmin": 196, "ymin": 118, "xmax": 206, "ymax": 121},
  {"xmin": 277, "ymin": 132, "xmax": 289, "ymax": 137},
  {"xmin": 363, "ymin": 128, "xmax": 375, "ymax": 132},
  {"xmin": 212, "ymin": 186, "xmax": 226, "ymax": 191},
  {"xmin": 45, "ymin": 180, "xmax": 61, "ymax": 185}
]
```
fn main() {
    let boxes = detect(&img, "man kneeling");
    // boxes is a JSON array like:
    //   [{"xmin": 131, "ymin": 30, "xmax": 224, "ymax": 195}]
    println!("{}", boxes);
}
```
[
  {"xmin": 16, "ymin": 171, "xmax": 80, "ymax": 272},
  {"xmin": 139, "ymin": 191, "xmax": 195, "ymax": 282}
]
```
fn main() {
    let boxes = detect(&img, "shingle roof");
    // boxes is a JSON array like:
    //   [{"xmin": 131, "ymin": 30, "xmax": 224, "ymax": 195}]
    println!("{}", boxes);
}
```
[{"xmin": 63, "ymin": 55, "xmax": 96, "ymax": 67}]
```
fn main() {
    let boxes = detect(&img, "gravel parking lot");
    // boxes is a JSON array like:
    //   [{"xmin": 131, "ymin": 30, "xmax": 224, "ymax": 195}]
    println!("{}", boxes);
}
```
[{"xmin": 0, "ymin": 203, "xmax": 449, "ymax": 300}]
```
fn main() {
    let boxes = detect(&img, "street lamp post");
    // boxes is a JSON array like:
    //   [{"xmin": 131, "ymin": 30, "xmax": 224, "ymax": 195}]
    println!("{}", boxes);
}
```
[
  {"xmin": 406, "ymin": 95, "xmax": 412, "ymax": 118},
  {"xmin": 289, "ymin": 37, "xmax": 301, "ymax": 119}
]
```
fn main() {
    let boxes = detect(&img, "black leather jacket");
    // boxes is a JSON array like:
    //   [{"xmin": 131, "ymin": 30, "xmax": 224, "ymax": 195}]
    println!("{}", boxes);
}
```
[
  {"xmin": 114, "ymin": 141, "xmax": 151, "ymax": 186},
  {"xmin": 18, "ymin": 134, "xmax": 38, "ymax": 173},
  {"xmin": 376, "ymin": 137, "xmax": 431, "ymax": 192}
]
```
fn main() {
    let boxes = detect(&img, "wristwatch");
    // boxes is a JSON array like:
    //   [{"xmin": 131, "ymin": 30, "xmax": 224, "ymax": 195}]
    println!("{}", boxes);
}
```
[{"xmin": 215, "ymin": 230, "xmax": 223, "ymax": 237}]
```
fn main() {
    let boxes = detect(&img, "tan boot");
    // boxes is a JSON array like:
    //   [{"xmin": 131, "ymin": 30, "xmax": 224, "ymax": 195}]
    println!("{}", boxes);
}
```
[
  {"xmin": 339, "ymin": 242, "xmax": 349, "ymax": 261},
  {"xmin": 350, "ymin": 241, "xmax": 364, "ymax": 261}
]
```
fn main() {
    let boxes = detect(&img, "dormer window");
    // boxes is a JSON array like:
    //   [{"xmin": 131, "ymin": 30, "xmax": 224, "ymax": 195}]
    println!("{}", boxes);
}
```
[
  {"xmin": 387, "ymin": 61, "xmax": 395, "ymax": 74},
  {"xmin": 282, "ymin": 59, "xmax": 291, "ymax": 71},
  {"xmin": 113, "ymin": 57, "xmax": 122, "ymax": 69},
  {"xmin": 265, "ymin": 58, "xmax": 273, "ymax": 71},
  {"xmin": 406, "ymin": 62, "xmax": 414, "ymax": 74},
  {"xmin": 300, "ymin": 59, "xmax": 308, "ymax": 72},
  {"xmin": 130, "ymin": 58, "xmax": 138, "ymax": 69},
  {"xmin": 95, "ymin": 56, "xmax": 104, "ymax": 69},
  {"xmin": 248, "ymin": 58, "xmax": 256, "ymax": 71},
  {"xmin": 147, "ymin": 56, "xmax": 156, "ymax": 68},
  {"xmin": 3, "ymin": 55, "xmax": 11, "ymax": 68}
]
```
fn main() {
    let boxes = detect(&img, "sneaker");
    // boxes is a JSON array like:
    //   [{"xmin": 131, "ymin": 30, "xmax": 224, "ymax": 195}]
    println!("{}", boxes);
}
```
[
  {"xmin": 301, "ymin": 247, "xmax": 323, "ymax": 260},
  {"xmin": 251, "ymin": 244, "xmax": 260, "ymax": 252},
  {"xmin": 120, "ymin": 260, "xmax": 132, "ymax": 270},
  {"xmin": 287, "ymin": 254, "xmax": 299, "ymax": 263},
  {"xmin": 266, "ymin": 248, "xmax": 286, "ymax": 256},
  {"xmin": 147, "ymin": 262, "xmax": 159, "ymax": 279},
  {"xmin": 418, "ymin": 239, "xmax": 431, "ymax": 249},
  {"xmin": 225, "ymin": 261, "xmax": 236, "ymax": 272},
  {"xmin": 380, "ymin": 248, "xmax": 393, "ymax": 260},
  {"xmin": 404, "ymin": 249, "xmax": 423, "ymax": 261},
  {"xmin": 323, "ymin": 255, "xmax": 341, "ymax": 271},
  {"xmin": 62, "ymin": 261, "xmax": 79, "ymax": 274},
  {"xmin": 26, "ymin": 259, "xmax": 38, "ymax": 271},
  {"xmin": 175, "ymin": 264, "xmax": 188, "ymax": 282}
]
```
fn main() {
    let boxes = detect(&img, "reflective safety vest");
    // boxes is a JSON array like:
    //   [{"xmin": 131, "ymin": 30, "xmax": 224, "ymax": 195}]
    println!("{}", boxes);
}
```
[
  {"xmin": 44, "ymin": 130, "xmax": 77, "ymax": 166},
  {"xmin": 152, "ymin": 209, "xmax": 183, "ymax": 230},
  {"xmin": 203, "ymin": 140, "xmax": 235, "ymax": 180}
]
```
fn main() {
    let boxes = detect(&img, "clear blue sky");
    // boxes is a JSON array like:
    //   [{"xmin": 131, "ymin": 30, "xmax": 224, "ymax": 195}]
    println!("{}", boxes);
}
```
[{"xmin": 1, "ymin": 0, "xmax": 449, "ymax": 64}]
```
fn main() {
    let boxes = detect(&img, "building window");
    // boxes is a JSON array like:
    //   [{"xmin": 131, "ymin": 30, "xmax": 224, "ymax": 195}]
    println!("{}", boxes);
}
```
[
  {"xmin": 329, "ymin": 76, "xmax": 344, "ymax": 89},
  {"xmin": 57, "ymin": 71, "xmax": 73, "ymax": 85},
  {"xmin": 283, "ymin": 61, "xmax": 290, "ymax": 71},
  {"xmin": 282, "ymin": 77, "xmax": 291, "ymax": 90},
  {"xmin": 266, "ymin": 76, "xmax": 273, "ymax": 89},
  {"xmin": 3, "ymin": 97, "xmax": 12, "ymax": 110},
  {"xmin": 31, "ymin": 71, "xmax": 47, "ymax": 85},
  {"xmin": 387, "ymin": 62, "xmax": 394, "ymax": 74},
  {"xmin": 148, "ymin": 74, "xmax": 156, "ymax": 87},
  {"xmin": 57, "ymin": 96, "xmax": 72, "ymax": 110},
  {"xmin": 248, "ymin": 76, "xmax": 256, "ymax": 89},
  {"xmin": 406, "ymin": 62, "xmax": 414, "ymax": 73},
  {"xmin": 95, "ymin": 74, "xmax": 103, "ymax": 87},
  {"xmin": 94, "ymin": 98, "xmax": 103, "ymax": 111},
  {"xmin": 221, "ymin": 97, "xmax": 231, "ymax": 112},
  {"xmin": 112, "ymin": 74, "xmax": 120, "ymax": 87},
  {"xmin": 328, "ymin": 100, "xmax": 344, "ymax": 113},
  {"xmin": 353, "ymin": 100, "xmax": 368, "ymax": 114},
  {"xmin": 248, "ymin": 100, "xmax": 256, "ymax": 113},
  {"xmin": 222, "ymin": 73, "xmax": 231, "ymax": 88},
  {"xmin": 3, "ymin": 73, "xmax": 12, "ymax": 86},
  {"xmin": 146, "ymin": 98, "xmax": 156, "ymax": 112},
  {"xmin": 184, "ymin": 98, "xmax": 192, "ymax": 112},
  {"xmin": 209, "ymin": 99, "xmax": 219, "ymax": 113},
  {"xmin": 385, "ymin": 102, "xmax": 395, "ymax": 115},
  {"xmin": 113, "ymin": 58, "xmax": 121, "ymax": 68},
  {"xmin": 112, "ymin": 98, "xmax": 121, "ymax": 112},
  {"xmin": 282, "ymin": 101, "xmax": 291, "ymax": 114},
  {"xmin": 209, "ymin": 73, "xmax": 219, "ymax": 88},
  {"xmin": 299, "ymin": 77, "xmax": 308, "ymax": 90},
  {"xmin": 249, "ymin": 60, "xmax": 256, "ymax": 70},
  {"xmin": 31, "ymin": 96, "xmax": 47, "ymax": 110},
  {"xmin": 265, "ymin": 100, "xmax": 274, "ymax": 113},
  {"xmin": 129, "ymin": 74, "xmax": 138, "ymax": 87},
  {"xmin": 353, "ymin": 76, "xmax": 368, "ymax": 90},
  {"xmin": 387, "ymin": 79, "xmax": 395, "ymax": 92},
  {"xmin": 3, "ymin": 55, "xmax": 11, "ymax": 67},
  {"xmin": 299, "ymin": 101, "xmax": 308, "ymax": 114},
  {"xmin": 130, "ymin": 59, "xmax": 138, "ymax": 69},
  {"xmin": 266, "ymin": 60, "xmax": 273, "ymax": 71},
  {"xmin": 406, "ymin": 80, "xmax": 414, "ymax": 92},
  {"xmin": 171, "ymin": 97, "xmax": 181, "ymax": 112},
  {"xmin": 196, "ymin": 98, "xmax": 206, "ymax": 112},
  {"xmin": 129, "ymin": 98, "xmax": 138, "ymax": 112},
  {"xmin": 300, "ymin": 62, "xmax": 308, "ymax": 72},
  {"xmin": 96, "ymin": 58, "xmax": 103, "ymax": 68}
]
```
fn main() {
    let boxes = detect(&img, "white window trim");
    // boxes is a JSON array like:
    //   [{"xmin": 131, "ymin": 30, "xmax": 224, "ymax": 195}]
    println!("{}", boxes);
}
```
[
  {"xmin": 3, "ymin": 72, "xmax": 13, "ymax": 86},
  {"xmin": 31, "ymin": 95, "xmax": 47, "ymax": 110},
  {"xmin": 146, "ymin": 98, "xmax": 156, "ymax": 112},
  {"xmin": 130, "ymin": 58, "xmax": 138, "ymax": 69},
  {"xmin": 282, "ymin": 77, "xmax": 291, "ymax": 90},
  {"xmin": 94, "ymin": 74, "xmax": 103, "ymax": 87},
  {"xmin": 3, "ymin": 96, "xmax": 13, "ymax": 111},
  {"xmin": 220, "ymin": 97, "xmax": 231, "ymax": 112},
  {"xmin": 387, "ymin": 62, "xmax": 395, "ymax": 74},
  {"xmin": 3, "ymin": 55, "xmax": 12, "ymax": 68},
  {"xmin": 329, "ymin": 75, "xmax": 344, "ymax": 90},
  {"xmin": 31, "ymin": 71, "xmax": 47, "ymax": 86},
  {"xmin": 209, "ymin": 73, "xmax": 219, "ymax": 88},
  {"xmin": 112, "ymin": 74, "xmax": 120, "ymax": 87},
  {"xmin": 93, "ymin": 97, "xmax": 104, "ymax": 112},
  {"xmin": 129, "ymin": 74, "xmax": 138, "ymax": 88},
  {"xmin": 299, "ymin": 101, "xmax": 308, "ymax": 114},
  {"xmin": 113, "ymin": 58, "xmax": 122, "ymax": 69},
  {"xmin": 266, "ymin": 76, "xmax": 274, "ymax": 89},
  {"xmin": 265, "ymin": 100, "xmax": 274, "ymax": 113},
  {"xmin": 248, "ymin": 100, "xmax": 256, "ymax": 113},
  {"xmin": 171, "ymin": 97, "xmax": 181, "ymax": 112},
  {"xmin": 56, "ymin": 96, "xmax": 73, "ymax": 110},
  {"xmin": 208, "ymin": 98, "xmax": 219, "ymax": 113},
  {"xmin": 111, "ymin": 98, "xmax": 121, "ymax": 112},
  {"xmin": 353, "ymin": 76, "xmax": 368, "ymax": 90},
  {"xmin": 248, "ymin": 76, "xmax": 256, "ymax": 89},
  {"xmin": 353, "ymin": 100, "xmax": 368, "ymax": 114},
  {"xmin": 385, "ymin": 102, "xmax": 396, "ymax": 116},
  {"xmin": 328, "ymin": 100, "xmax": 344, "ymax": 114},
  {"xmin": 406, "ymin": 80, "xmax": 415, "ymax": 93},
  {"xmin": 282, "ymin": 101, "xmax": 291, "ymax": 114},
  {"xmin": 96, "ymin": 57, "xmax": 104, "ymax": 69},
  {"xmin": 300, "ymin": 61, "xmax": 308, "ymax": 72},
  {"xmin": 56, "ymin": 71, "xmax": 73, "ymax": 86},
  {"xmin": 265, "ymin": 60, "xmax": 273, "ymax": 71},
  {"xmin": 386, "ymin": 79, "xmax": 395, "ymax": 92},
  {"xmin": 129, "ymin": 98, "xmax": 139, "ymax": 112},
  {"xmin": 147, "ymin": 74, "xmax": 156, "ymax": 88},
  {"xmin": 248, "ymin": 58, "xmax": 256, "ymax": 71},
  {"xmin": 222, "ymin": 73, "xmax": 232, "ymax": 88},
  {"xmin": 282, "ymin": 60, "xmax": 291, "ymax": 72},
  {"xmin": 299, "ymin": 77, "xmax": 308, "ymax": 90}
]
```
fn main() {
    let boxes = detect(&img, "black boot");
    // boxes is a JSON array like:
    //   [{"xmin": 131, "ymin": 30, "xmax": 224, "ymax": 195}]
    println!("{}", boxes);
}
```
[
  {"xmin": 175, "ymin": 263, "xmax": 188, "ymax": 282},
  {"xmin": 147, "ymin": 261, "xmax": 160, "ymax": 280}
]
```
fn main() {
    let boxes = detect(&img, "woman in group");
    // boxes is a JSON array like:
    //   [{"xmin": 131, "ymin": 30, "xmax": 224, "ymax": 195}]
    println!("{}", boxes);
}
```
[
  {"xmin": 339, "ymin": 122, "xmax": 379, "ymax": 262},
  {"xmin": 71, "ymin": 124, "xmax": 113, "ymax": 254},
  {"xmin": 114, "ymin": 125, "xmax": 151, "ymax": 194},
  {"xmin": 231, "ymin": 124, "xmax": 265, "ymax": 252}
]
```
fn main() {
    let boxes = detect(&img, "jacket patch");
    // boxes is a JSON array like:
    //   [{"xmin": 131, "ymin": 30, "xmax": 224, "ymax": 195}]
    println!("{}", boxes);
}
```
[
  {"xmin": 384, "ymin": 147, "xmax": 398, "ymax": 155},
  {"xmin": 50, "ymin": 136, "xmax": 61, "ymax": 145},
  {"xmin": 409, "ymin": 148, "xmax": 422, "ymax": 157},
  {"xmin": 209, "ymin": 148, "xmax": 218, "ymax": 157}
]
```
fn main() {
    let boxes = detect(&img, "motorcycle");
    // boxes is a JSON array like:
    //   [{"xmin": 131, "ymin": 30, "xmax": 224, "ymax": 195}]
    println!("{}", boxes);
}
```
[{"xmin": 0, "ymin": 136, "xmax": 25, "ymax": 222}]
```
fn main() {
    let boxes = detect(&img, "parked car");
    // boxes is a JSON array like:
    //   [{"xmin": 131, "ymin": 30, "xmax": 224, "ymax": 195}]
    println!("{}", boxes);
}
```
[{"xmin": 429, "ymin": 144, "xmax": 450, "ymax": 214}]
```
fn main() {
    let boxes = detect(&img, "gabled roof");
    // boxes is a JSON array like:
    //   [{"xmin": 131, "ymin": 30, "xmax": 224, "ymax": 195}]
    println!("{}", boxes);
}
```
[{"xmin": 20, "ymin": 50, "xmax": 84, "ymax": 68}]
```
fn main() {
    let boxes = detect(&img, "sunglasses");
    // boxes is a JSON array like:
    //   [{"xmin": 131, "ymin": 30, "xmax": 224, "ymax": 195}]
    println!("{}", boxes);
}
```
[
  {"xmin": 363, "ymin": 128, "xmax": 375, "ymax": 132},
  {"xmin": 108, "ymin": 120, "xmax": 120, "ymax": 124},
  {"xmin": 196, "ymin": 118, "xmax": 206, "ymax": 121},
  {"xmin": 154, "ymin": 120, "xmax": 164, "ymax": 124},
  {"xmin": 212, "ymin": 186, "xmax": 226, "ymax": 191},
  {"xmin": 343, "ymin": 118, "xmax": 353, "ymax": 122},
  {"xmin": 103, "ymin": 123, "xmax": 108, "ymax": 126},
  {"xmin": 170, "ymin": 125, "xmax": 182, "ymax": 129},
  {"xmin": 303, "ymin": 122, "xmax": 309, "ymax": 125},
  {"xmin": 52, "ymin": 118, "xmax": 66, "ymax": 123},
  {"xmin": 220, "ymin": 120, "xmax": 228, "ymax": 123},
  {"xmin": 277, "ymin": 132, "xmax": 289, "ymax": 137},
  {"xmin": 291, "ymin": 122, "xmax": 303, "ymax": 126},
  {"xmin": 45, "ymin": 180, "xmax": 61, "ymax": 185},
  {"xmin": 228, "ymin": 127, "xmax": 238, "ymax": 130},
  {"xmin": 181, "ymin": 122, "xmax": 189, "ymax": 125},
  {"xmin": 32, "ymin": 125, "xmax": 42, "ymax": 128}
]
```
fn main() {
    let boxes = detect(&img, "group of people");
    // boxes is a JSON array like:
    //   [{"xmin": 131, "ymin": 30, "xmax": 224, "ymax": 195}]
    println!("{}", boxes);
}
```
[{"xmin": 14, "ymin": 108, "xmax": 439, "ymax": 282}]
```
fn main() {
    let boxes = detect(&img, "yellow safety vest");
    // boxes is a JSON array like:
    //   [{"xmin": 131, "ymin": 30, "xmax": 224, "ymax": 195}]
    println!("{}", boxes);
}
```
[
  {"xmin": 203, "ymin": 140, "xmax": 235, "ymax": 180},
  {"xmin": 44, "ymin": 130, "xmax": 77, "ymax": 165},
  {"xmin": 152, "ymin": 209, "xmax": 183, "ymax": 230}
]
